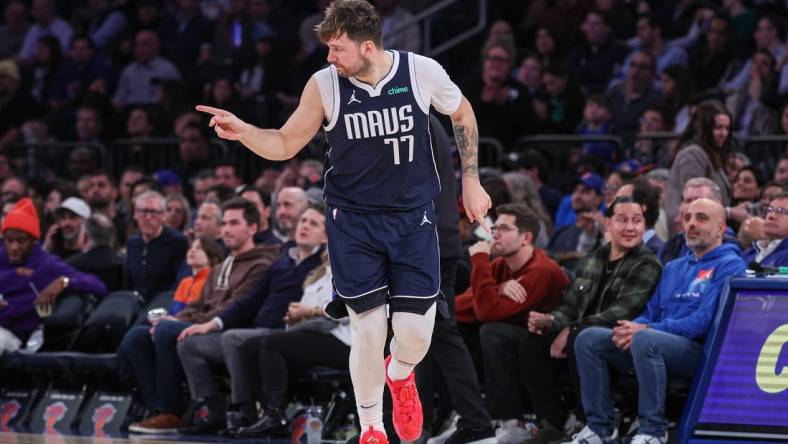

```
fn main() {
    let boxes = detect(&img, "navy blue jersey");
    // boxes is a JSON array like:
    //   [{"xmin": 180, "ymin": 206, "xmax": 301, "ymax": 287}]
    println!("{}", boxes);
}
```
[{"xmin": 323, "ymin": 51, "xmax": 440, "ymax": 213}]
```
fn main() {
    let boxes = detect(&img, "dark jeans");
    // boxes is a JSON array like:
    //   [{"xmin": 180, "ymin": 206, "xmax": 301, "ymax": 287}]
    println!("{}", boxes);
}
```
[
  {"xmin": 416, "ymin": 257, "xmax": 491, "ymax": 432},
  {"xmin": 257, "ymin": 329, "xmax": 350, "ymax": 408},
  {"xmin": 117, "ymin": 320, "xmax": 190, "ymax": 413},
  {"xmin": 519, "ymin": 326, "xmax": 588, "ymax": 428}
]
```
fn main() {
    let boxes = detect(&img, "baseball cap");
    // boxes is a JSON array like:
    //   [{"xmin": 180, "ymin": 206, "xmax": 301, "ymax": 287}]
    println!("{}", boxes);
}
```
[
  {"xmin": 574, "ymin": 172, "xmax": 604, "ymax": 195},
  {"xmin": 154, "ymin": 169, "xmax": 182, "ymax": 188},
  {"xmin": 57, "ymin": 197, "xmax": 91, "ymax": 219}
]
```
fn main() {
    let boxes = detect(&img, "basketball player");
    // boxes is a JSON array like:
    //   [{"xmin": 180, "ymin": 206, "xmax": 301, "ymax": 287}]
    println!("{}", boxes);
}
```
[{"xmin": 197, "ymin": 2, "xmax": 491, "ymax": 443}]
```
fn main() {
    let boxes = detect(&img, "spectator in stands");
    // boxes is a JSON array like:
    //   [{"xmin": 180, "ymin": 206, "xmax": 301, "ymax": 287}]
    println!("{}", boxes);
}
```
[
  {"xmin": 29, "ymin": 35, "xmax": 61, "ymax": 107},
  {"xmin": 208, "ymin": 0, "xmax": 253, "ymax": 68},
  {"xmin": 0, "ymin": 198, "xmax": 106, "ymax": 354},
  {"xmin": 502, "ymin": 173, "xmax": 553, "ymax": 248},
  {"xmin": 517, "ymin": 150, "xmax": 562, "ymax": 221},
  {"xmin": 192, "ymin": 169, "xmax": 215, "ymax": 207},
  {"xmin": 75, "ymin": 104, "xmax": 104, "ymax": 145},
  {"xmin": 625, "ymin": 13, "xmax": 687, "ymax": 77},
  {"xmin": 126, "ymin": 107, "xmax": 156, "ymax": 139},
  {"xmin": 659, "ymin": 65, "xmax": 691, "ymax": 133},
  {"xmin": 633, "ymin": 106, "xmax": 670, "ymax": 168},
  {"xmin": 548, "ymin": 173, "xmax": 605, "ymax": 271},
  {"xmin": 50, "ymin": 35, "xmax": 115, "ymax": 107},
  {"xmin": 727, "ymin": 50, "xmax": 780, "ymax": 139},
  {"xmin": 532, "ymin": 27, "xmax": 561, "ymax": 70},
  {"xmin": 154, "ymin": 169, "xmax": 184, "ymax": 197},
  {"xmin": 67, "ymin": 213, "xmax": 125, "ymax": 293},
  {"xmin": 1, "ymin": 177, "xmax": 27, "ymax": 203},
  {"xmin": 515, "ymin": 53, "xmax": 543, "ymax": 95},
  {"xmin": 117, "ymin": 166, "xmax": 144, "ymax": 219},
  {"xmin": 725, "ymin": 14, "xmax": 784, "ymax": 94},
  {"xmin": 742, "ymin": 192, "xmax": 788, "ymax": 267},
  {"xmin": 157, "ymin": 0, "xmax": 213, "ymax": 80},
  {"xmin": 168, "ymin": 236, "xmax": 224, "ymax": 315},
  {"xmin": 43, "ymin": 180, "xmax": 76, "ymax": 224},
  {"xmin": 464, "ymin": 37, "xmax": 536, "ymax": 149},
  {"xmin": 240, "ymin": 186, "xmax": 279, "ymax": 246},
  {"xmin": 535, "ymin": 63, "xmax": 585, "ymax": 134},
  {"xmin": 616, "ymin": 178, "xmax": 664, "ymax": 254},
  {"xmin": 602, "ymin": 171, "xmax": 627, "ymax": 209},
  {"xmin": 774, "ymin": 156, "xmax": 788, "ymax": 183},
  {"xmin": 191, "ymin": 200, "xmax": 223, "ymax": 242},
  {"xmin": 659, "ymin": 177, "xmax": 740, "ymax": 264},
  {"xmin": 176, "ymin": 123, "xmax": 215, "ymax": 184},
  {"xmin": 120, "ymin": 197, "xmax": 277, "ymax": 433},
  {"xmin": 375, "ymin": 0, "xmax": 420, "ymax": 52},
  {"xmin": 454, "ymin": 204, "xmax": 568, "ymax": 444},
  {"xmin": 248, "ymin": 253, "xmax": 350, "ymax": 435},
  {"xmin": 43, "ymin": 197, "xmax": 90, "ymax": 260},
  {"xmin": 80, "ymin": 0, "xmax": 127, "ymax": 51},
  {"xmin": 722, "ymin": 0, "xmax": 757, "ymax": 54},
  {"xmin": 0, "ymin": 59, "xmax": 38, "ymax": 150},
  {"xmin": 274, "ymin": 186, "xmax": 308, "ymax": 241},
  {"xmin": 687, "ymin": 14, "xmax": 733, "ymax": 94},
  {"xmin": 0, "ymin": 1, "xmax": 28, "ymax": 59},
  {"xmin": 568, "ymin": 10, "xmax": 628, "ymax": 95},
  {"xmin": 238, "ymin": 35, "xmax": 278, "ymax": 102},
  {"xmin": 577, "ymin": 95, "xmax": 616, "ymax": 166},
  {"xmin": 86, "ymin": 171, "xmax": 127, "ymax": 245},
  {"xmin": 295, "ymin": 159, "xmax": 324, "ymax": 191},
  {"xmin": 165, "ymin": 193, "xmax": 191, "ymax": 234},
  {"xmin": 607, "ymin": 51, "xmax": 660, "ymax": 138},
  {"xmin": 214, "ymin": 162, "xmax": 243, "ymax": 190},
  {"xmin": 205, "ymin": 184, "xmax": 236, "ymax": 203},
  {"xmin": 175, "ymin": 204, "xmax": 326, "ymax": 434},
  {"xmin": 568, "ymin": 198, "xmax": 745, "ymax": 444},
  {"xmin": 125, "ymin": 190, "xmax": 189, "ymax": 301},
  {"xmin": 17, "ymin": 0, "xmax": 72, "ymax": 64},
  {"xmin": 524, "ymin": 196, "xmax": 661, "ymax": 443},
  {"xmin": 666, "ymin": 101, "xmax": 733, "ymax": 234},
  {"xmin": 113, "ymin": 30, "xmax": 181, "ymax": 108},
  {"xmin": 730, "ymin": 166, "xmax": 763, "ymax": 216}
]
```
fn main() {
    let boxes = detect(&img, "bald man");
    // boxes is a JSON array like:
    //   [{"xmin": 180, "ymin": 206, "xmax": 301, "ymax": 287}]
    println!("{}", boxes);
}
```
[{"xmin": 565, "ymin": 199, "xmax": 746, "ymax": 444}]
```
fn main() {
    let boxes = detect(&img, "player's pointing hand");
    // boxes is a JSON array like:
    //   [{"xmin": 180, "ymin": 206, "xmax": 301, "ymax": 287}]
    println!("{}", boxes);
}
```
[
  {"xmin": 195, "ymin": 105, "xmax": 249, "ymax": 141},
  {"xmin": 462, "ymin": 179, "xmax": 492, "ymax": 232}
]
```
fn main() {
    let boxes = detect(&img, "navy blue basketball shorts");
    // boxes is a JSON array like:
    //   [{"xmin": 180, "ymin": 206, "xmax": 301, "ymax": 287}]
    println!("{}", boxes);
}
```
[{"xmin": 325, "ymin": 203, "xmax": 440, "ymax": 316}]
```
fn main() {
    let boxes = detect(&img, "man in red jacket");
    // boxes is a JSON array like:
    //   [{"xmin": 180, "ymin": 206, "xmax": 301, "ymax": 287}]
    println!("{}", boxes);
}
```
[{"xmin": 454, "ymin": 203, "xmax": 569, "ymax": 443}]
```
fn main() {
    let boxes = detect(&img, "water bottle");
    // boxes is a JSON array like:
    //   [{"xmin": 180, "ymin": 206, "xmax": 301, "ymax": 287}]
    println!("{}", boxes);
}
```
[{"xmin": 305, "ymin": 405, "xmax": 323, "ymax": 444}]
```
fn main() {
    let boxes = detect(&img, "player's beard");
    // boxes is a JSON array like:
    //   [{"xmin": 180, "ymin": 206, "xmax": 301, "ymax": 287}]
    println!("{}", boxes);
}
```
[{"xmin": 337, "ymin": 55, "xmax": 372, "ymax": 78}]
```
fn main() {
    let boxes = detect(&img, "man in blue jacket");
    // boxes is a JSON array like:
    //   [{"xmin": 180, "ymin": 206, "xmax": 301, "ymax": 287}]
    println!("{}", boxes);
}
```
[{"xmin": 565, "ymin": 198, "xmax": 746, "ymax": 444}]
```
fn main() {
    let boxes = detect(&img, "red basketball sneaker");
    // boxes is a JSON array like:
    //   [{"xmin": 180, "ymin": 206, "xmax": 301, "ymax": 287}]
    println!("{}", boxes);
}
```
[
  {"xmin": 384, "ymin": 355, "xmax": 423, "ymax": 441},
  {"xmin": 360, "ymin": 426, "xmax": 389, "ymax": 444}
]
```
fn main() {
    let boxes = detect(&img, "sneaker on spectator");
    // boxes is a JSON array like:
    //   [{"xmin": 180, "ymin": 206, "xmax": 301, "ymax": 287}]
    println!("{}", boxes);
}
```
[
  {"xmin": 629, "ymin": 432, "xmax": 667, "ymax": 444},
  {"xmin": 360, "ymin": 426, "xmax": 389, "ymax": 444},
  {"xmin": 128, "ymin": 413, "xmax": 186, "ymax": 434},
  {"xmin": 443, "ymin": 426, "xmax": 496, "ymax": 444},
  {"xmin": 564, "ymin": 412, "xmax": 585, "ymax": 436},
  {"xmin": 426, "ymin": 412, "xmax": 458, "ymax": 444},
  {"xmin": 496, "ymin": 419, "xmax": 535, "ymax": 444},
  {"xmin": 561, "ymin": 425, "xmax": 619, "ymax": 444},
  {"xmin": 524, "ymin": 419, "xmax": 568, "ymax": 444}
]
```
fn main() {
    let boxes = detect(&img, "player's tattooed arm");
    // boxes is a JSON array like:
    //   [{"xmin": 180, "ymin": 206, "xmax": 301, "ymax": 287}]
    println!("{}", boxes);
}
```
[{"xmin": 450, "ymin": 97, "xmax": 480, "ymax": 179}]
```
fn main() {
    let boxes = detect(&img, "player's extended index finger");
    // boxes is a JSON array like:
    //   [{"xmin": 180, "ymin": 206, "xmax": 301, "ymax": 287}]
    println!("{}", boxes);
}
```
[
  {"xmin": 474, "ymin": 211, "xmax": 491, "ymax": 233},
  {"xmin": 195, "ymin": 105, "xmax": 228, "ymax": 117}
]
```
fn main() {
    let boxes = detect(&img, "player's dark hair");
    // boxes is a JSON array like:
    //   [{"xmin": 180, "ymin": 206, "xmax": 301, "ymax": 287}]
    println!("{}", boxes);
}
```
[{"xmin": 315, "ymin": 0, "xmax": 383, "ymax": 47}]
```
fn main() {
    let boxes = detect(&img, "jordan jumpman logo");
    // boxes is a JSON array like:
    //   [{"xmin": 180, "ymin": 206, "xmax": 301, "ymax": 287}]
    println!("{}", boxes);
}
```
[{"xmin": 347, "ymin": 90, "xmax": 361, "ymax": 105}]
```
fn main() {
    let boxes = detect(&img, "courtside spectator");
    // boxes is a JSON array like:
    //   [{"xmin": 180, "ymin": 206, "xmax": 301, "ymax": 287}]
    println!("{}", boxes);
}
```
[
  {"xmin": 525, "ymin": 196, "xmax": 661, "ymax": 443},
  {"xmin": 568, "ymin": 198, "xmax": 745, "ymax": 444},
  {"xmin": 125, "ymin": 191, "xmax": 189, "ymax": 301},
  {"xmin": 0, "ymin": 198, "xmax": 106, "ymax": 354},
  {"xmin": 454, "ymin": 203, "xmax": 568, "ymax": 444},
  {"xmin": 67, "ymin": 213, "xmax": 125, "ymax": 293}
]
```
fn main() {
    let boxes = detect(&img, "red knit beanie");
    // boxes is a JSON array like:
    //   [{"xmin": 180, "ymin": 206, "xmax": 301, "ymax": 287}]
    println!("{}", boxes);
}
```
[{"xmin": 2, "ymin": 198, "xmax": 41, "ymax": 239}]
